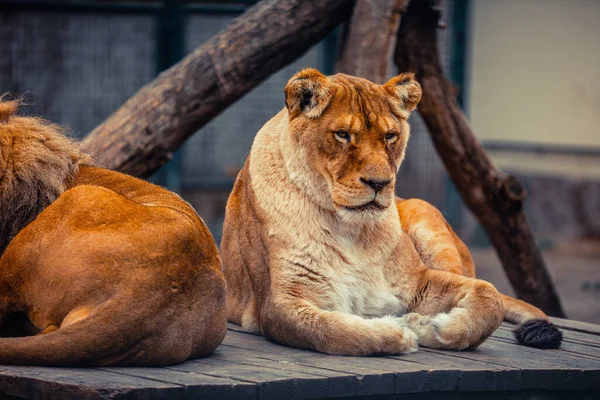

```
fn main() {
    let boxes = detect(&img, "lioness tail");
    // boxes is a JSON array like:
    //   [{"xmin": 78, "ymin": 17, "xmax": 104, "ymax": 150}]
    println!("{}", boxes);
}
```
[{"xmin": 501, "ymin": 293, "xmax": 562, "ymax": 349}]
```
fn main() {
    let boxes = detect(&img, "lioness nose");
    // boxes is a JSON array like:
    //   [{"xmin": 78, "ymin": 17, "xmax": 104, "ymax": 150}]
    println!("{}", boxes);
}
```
[{"xmin": 360, "ymin": 178, "xmax": 392, "ymax": 193}]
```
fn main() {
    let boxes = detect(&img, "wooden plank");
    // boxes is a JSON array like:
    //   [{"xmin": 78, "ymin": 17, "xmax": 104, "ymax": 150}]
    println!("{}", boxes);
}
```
[
  {"xmin": 550, "ymin": 317, "xmax": 600, "ymax": 335},
  {"xmin": 220, "ymin": 339, "xmax": 400, "ymax": 397},
  {"xmin": 493, "ymin": 325, "xmax": 600, "ymax": 359},
  {"xmin": 1, "ymin": 324, "xmax": 598, "ymax": 400},
  {"xmin": 424, "ymin": 339, "xmax": 600, "ymax": 391},
  {"xmin": 223, "ymin": 330, "xmax": 422, "ymax": 375},
  {"xmin": 223, "ymin": 330, "xmax": 523, "ymax": 394},
  {"xmin": 497, "ymin": 323, "xmax": 600, "ymax": 353},
  {"xmin": 557, "ymin": 332, "xmax": 600, "ymax": 348},
  {"xmin": 484, "ymin": 335, "xmax": 600, "ymax": 371},
  {"xmin": 100, "ymin": 366, "xmax": 257, "ymax": 400},
  {"xmin": 330, "ymin": 391, "xmax": 600, "ymax": 400},
  {"xmin": 495, "ymin": 323, "xmax": 600, "ymax": 348},
  {"xmin": 492, "ymin": 328, "xmax": 600, "ymax": 362},
  {"xmin": 0, "ymin": 366, "xmax": 182, "ymax": 400},
  {"xmin": 222, "ymin": 338, "xmax": 522, "ymax": 395},
  {"xmin": 208, "ymin": 346, "xmax": 396, "ymax": 399},
  {"xmin": 169, "ymin": 356, "xmax": 335, "ymax": 400},
  {"xmin": 500, "ymin": 322, "xmax": 600, "ymax": 346},
  {"xmin": 385, "ymin": 354, "xmax": 520, "ymax": 393}
]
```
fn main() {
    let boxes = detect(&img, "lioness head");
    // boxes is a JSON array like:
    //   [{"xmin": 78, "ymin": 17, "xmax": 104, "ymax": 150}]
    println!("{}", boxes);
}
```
[{"xmin": 283, "ymin": 68, "xmax": 421, "ymax": 220}]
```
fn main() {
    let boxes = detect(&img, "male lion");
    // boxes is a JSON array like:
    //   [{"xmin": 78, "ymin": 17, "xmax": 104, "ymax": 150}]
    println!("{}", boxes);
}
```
[
  {"xmin": 221, "ymin": 68, "xmax": 562, "ymax": 355},
  {"xmin": 0, "ymin": 100, "xmax": 226, "ymax": 366}
]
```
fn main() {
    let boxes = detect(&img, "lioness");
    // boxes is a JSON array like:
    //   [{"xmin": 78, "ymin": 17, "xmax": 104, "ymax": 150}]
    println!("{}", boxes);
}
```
[
  {"xmin": 0, "ymin": 100, "xmax": 226, "ymax": 366},
  {"xmin": 221, "ymin": 69, "xmax": 562, "ymax": 355}
]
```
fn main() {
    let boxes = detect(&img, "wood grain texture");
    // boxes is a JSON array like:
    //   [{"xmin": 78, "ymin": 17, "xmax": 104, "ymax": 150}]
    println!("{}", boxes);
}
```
[
  {"xmin": 551, "ymin": 317, "xmax": 600, "ymax": 335},
  {"xmin": 0, "ymin": 367, "xmax": 181, "ymax": 399},
  {"xmin": 0, "ymin": 317, "xmax": 598, "ymax": 399},
  {"xmin": 393, "ymin": 0, "xmax": 566, "ymax": 317},
  {"xmin": 335, "ymin": 0, "xmax": 406, "ymax": 83},
  {"xmin": 83, "ymin": 0, "xmax": 355, "ymax": 178}
]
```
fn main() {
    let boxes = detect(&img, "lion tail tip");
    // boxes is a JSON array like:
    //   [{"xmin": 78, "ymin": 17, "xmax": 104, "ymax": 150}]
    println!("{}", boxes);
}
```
[{"xmin": 513, "ymin": 319, "xmax": 563, "ymax": 349}]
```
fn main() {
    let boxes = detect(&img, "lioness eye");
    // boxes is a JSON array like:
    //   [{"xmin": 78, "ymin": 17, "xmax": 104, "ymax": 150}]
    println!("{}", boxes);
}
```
[
  {"xmin": 334, "ymin": 130, "xmax": 350, "ymax": 144},
  {"xmin": 385, "ymin": 133, "xmax": 398, "ymax": 144}
]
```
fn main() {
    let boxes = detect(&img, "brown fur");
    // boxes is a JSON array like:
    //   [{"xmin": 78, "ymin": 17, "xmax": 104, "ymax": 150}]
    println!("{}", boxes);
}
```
[
  {"xmin": 222, "ymin": 69, "xmax": 549, "ymax": 356},
  {"xmin": 0, "ymin": 101, "xmax": 227, "ymax": 366}
]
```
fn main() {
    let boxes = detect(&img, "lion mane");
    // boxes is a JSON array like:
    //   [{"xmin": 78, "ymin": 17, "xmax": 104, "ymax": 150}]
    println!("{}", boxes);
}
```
[{"xmin": 0, "ymin": 100, "xmax": 89, "ymax": 255}]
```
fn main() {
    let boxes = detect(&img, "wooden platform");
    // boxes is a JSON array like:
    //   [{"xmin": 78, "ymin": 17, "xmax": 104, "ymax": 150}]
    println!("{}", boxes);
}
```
[{"xmin": 0, "ymin": 318, "xmax": 598, "ymax": 400}]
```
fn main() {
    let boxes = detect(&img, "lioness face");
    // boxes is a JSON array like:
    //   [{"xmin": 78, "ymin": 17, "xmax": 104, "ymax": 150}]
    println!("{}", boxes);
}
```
[{"xmin": 284, "ymin": 69, "xmax": 422, "ymax": 219}]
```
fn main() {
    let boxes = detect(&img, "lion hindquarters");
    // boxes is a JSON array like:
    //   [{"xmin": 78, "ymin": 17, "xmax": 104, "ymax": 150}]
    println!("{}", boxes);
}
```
[
  {"xmin": 0, "ymin": 184, "xmax": 227, "ymax": 366},
  {"xmin": 396, "ymin": 198, "xmax": 475, "ymax": 278},
  {"xmin": 0, "ymin": 268, "xmax": 227, "ymax": 367}
]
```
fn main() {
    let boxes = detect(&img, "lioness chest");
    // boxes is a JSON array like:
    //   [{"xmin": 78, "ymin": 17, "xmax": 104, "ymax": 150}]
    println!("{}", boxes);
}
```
[{"xmin": 277, "ymin": 227, "xmax": 407, "ymax": 319}]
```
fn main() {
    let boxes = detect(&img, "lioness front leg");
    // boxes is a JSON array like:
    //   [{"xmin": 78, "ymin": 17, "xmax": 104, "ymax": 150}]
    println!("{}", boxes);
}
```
[
  {"xmin": 398, "ymin": 269, "xmax": 504, "ymax": 350},
  {"xmin": 261, "ymin": 295, "xmax": 418, "ymax": 356}
]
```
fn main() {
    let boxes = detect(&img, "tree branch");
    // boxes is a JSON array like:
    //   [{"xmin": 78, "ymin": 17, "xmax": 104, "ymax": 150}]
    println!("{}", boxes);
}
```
[
  {"xmin": 84, "ymin": 0, "xmax": 355, "ymax": 177},
  {"xmin": 335, "ymin": 0, "xmax": 406, "ymax": 83},
  {"xmin": 394, "ymin": 0, "xmax": 565, "ymax": 316}
]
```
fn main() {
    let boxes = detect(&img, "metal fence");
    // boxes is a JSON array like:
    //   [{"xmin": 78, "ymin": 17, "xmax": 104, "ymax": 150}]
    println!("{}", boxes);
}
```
[{"xmin": 0, "ymin": 0, "xmax": 464, "ymax": 241}]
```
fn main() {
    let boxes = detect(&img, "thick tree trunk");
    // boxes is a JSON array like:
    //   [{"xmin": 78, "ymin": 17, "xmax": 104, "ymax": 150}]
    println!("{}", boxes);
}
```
[
  {"xmin": 84, "ymin": 0, "xmax": 355, "ymax": 178},
  {"xmin": 394, "ymin": 0, "xmax": 565, "ymax": 316},
  {"xmin": 335, "ymin": 0, "xmax": 406, "ymax": 83}
]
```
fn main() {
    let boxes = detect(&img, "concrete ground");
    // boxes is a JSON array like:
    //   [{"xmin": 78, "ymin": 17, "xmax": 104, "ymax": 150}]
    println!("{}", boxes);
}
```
[{"xmin": 472, "ymin": 240, "xmax": 600, "ymax": 324}]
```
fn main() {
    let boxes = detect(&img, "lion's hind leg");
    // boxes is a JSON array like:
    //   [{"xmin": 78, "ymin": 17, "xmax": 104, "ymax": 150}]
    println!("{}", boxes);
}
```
[
  {"xmin": 399, "ymin": 269, "xmax": 504, "ymax": 350},
  {"xmin": 396, "ymin": 198, "xmax": 475, "ymax": 277}
]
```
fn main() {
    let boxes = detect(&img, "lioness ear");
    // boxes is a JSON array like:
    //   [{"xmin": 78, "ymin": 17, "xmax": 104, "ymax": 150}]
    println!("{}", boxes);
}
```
[
  {"xmin": 384, "ymin": 72, "xmax": 422, "ymax": 116},
  {"xmin": 285, "ymin": 68, "xmax": 331, "ymax": 120}
]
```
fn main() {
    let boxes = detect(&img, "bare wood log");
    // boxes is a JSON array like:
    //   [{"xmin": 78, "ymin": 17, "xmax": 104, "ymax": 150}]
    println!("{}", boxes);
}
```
[
  {"xmin": 335, "ymin": 0, "xmax": 406, "ymax": 83},
  {"xmin": 394, "ymin": 0, "xmax": 565, "ymax": 316},
  {"xmin": 84, "ymin": 0, "xmax": 355, "ymax": 177}
]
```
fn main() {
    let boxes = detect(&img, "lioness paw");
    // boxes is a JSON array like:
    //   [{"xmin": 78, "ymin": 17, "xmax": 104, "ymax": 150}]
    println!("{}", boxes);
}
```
[
  {"xmin": 397, "ymin": 311, "xmax": 475, "ymax": 350},
  {"xmin": 397, "ymin": 312, "xmax": 430, "ymax": 327},
  {"xmin": 366, "ymin": 316, "xmax": 419, "ymax": 354},
  {"xmin": 398, "ymin": 326, "xmax": 419, "ymax": 354},
  {"xmin": 396, "ymin": 312, "xmax": 451, "ymax": 348}
]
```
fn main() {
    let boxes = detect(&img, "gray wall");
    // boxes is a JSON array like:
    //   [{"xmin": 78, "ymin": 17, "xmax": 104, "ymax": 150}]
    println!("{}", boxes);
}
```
[{"xmin": 0, "ymin": 11, "xmax": 155, "ymax": 139}]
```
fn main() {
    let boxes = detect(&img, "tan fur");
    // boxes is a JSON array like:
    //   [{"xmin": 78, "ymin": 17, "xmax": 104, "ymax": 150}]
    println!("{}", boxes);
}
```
[
  {"xmin": 396, "ymin": 198, "xmax": 549, "ymax": 326},
  {"xmin": 0, "ymin": 101, "xmax": 227, "ymax": 366},
  {"xmin": 222, "ymin": 69, "xmax": 507, "ymax": 355}
]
